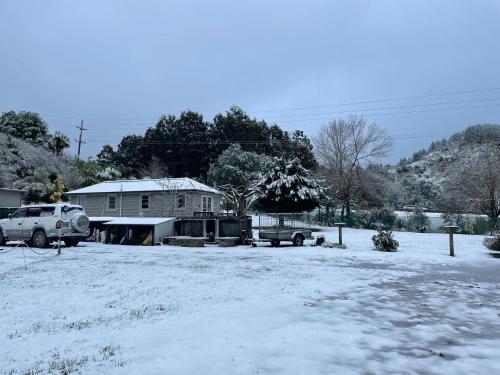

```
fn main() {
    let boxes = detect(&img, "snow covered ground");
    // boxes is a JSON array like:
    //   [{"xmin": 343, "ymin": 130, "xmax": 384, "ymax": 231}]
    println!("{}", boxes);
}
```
[{"xmin": 1, "ymin": 227, "xmax": 499, "ymax": 375}]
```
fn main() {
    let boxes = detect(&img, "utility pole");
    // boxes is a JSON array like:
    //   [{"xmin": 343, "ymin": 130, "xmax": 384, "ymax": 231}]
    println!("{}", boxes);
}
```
[{"xmin": 75, "ymin": 120, "xmax": 87, "ymax": 159}]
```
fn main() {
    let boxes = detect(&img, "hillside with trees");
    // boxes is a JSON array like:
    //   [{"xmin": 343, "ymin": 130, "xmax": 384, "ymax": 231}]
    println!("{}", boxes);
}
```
[{"xmin": 389, "ymin": 124, "xmax": 500, "ymax": 213}]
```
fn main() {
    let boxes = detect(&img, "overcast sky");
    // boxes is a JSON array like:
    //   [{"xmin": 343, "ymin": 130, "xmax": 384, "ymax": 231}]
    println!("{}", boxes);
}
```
[{"xmin": 1, "ymin": 0, "xmax": 500, "ymax": 162}]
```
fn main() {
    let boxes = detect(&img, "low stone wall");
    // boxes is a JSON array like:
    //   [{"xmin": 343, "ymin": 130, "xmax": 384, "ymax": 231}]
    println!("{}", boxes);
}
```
[
  {"xmin": 217, "ymin": 237, "xmax": 240, "ymax": 247},
  {"xmin": 164, "ymin": 237, "xmax": 205, "ymax": 247}
]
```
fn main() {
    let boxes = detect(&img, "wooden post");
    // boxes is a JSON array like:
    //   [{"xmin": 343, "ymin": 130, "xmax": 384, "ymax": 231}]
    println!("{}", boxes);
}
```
[
  {"xmin": 444, "ymin": 225, "xmax": 458, "ymax": 257},
  {"xmin": 334, "ymin": 222, "xmax": 346, "ymax": 245}
]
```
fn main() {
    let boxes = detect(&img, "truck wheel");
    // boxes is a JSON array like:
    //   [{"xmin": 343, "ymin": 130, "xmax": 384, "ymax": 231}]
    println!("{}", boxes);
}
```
[
  {"xmin": 0, "ymin": 230, "xmax": 5, "ymax": 246},
  {"xmin": 271, "ymin": 240, "xmax": 280, "ymax": 247},
  {"xmin": 32, "ymin": 230, "xmax": 48, "ymax": 248},
  {"xmin": 64, "ymin": 239, "xmax": 80, "ymax": 247},
  {"xmin": 293, "ymin": 234, "xmax": 304, "ymax": 247}
]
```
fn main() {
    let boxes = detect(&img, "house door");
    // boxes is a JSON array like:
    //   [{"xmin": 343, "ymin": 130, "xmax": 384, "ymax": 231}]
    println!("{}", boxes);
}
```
[{"xmin": 206, "ymin": 220, "xmax": 216, "ymax": 235}]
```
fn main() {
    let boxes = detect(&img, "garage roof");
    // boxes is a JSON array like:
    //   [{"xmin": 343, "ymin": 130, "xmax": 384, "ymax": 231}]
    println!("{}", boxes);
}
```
[{"xmin": 103, "ymin": 217, "xmax": 175, "ymax": 226}]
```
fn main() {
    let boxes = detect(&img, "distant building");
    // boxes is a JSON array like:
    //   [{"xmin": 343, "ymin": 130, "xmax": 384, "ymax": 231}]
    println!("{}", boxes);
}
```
[
  {"xmin": 0, "ymin": 188, "xmax": 25, "ymax": 208},
  {"xmin": 66, "ymin": 178, "xmax": 222, "ymax": 218}
]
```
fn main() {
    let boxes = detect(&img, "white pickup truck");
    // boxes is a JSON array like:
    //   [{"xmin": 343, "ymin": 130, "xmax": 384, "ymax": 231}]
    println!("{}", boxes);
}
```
[{"xmin": 0, "ymin": 203, "xmax": 90, "ymax": 248}]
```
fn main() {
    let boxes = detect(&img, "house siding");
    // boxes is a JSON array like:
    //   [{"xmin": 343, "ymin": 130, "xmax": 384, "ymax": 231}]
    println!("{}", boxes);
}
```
[
  {"xmin": 69, "ymin": 191, "xmax": 221, "ymax": 218},
  {"xmin": 0, "ymin": 191, "xmax": 24, "ymax": 207}
]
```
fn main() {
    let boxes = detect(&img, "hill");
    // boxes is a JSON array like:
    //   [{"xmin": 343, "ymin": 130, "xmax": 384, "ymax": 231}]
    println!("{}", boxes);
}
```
[
  {"xmin": 388, "ymin": 124, "xmax": 500, "ymax": 210},
  {"xmin": 0, "ymin": 133, "xmax": 82, "ymax": 202}
]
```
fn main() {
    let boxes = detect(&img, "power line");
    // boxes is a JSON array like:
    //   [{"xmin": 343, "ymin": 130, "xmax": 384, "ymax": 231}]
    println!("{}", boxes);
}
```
[
  {"xmin": 40, "ymin": 86, "xmax": 500, "ymax": 122},
  {"xmin": 49, "ymin": 101, "xmax": 500, "ymax": 131},
  {"xmin": 277, "ymin": 102, "xmax": 500, "ymax": 123},
  {"xmin": 250, "ymin": 86, "xmax": 500, "ymax": 113},
  {"xmin": 263, "ymin": 96, "xmax": 500, "ymax": 120},
  {"xmin": 81, "ymin": 131, "xmax": 453, "ymax": 145}
]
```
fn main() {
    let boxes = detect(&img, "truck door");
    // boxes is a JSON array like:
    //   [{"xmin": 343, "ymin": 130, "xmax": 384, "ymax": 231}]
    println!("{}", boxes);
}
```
[
  {"xmin": 22, "ymin": 207, "xmax": 42, "ymax": 238},
  {"xmin": 5, "ymin": 208, "xmax": 27, "ymax": 238}
]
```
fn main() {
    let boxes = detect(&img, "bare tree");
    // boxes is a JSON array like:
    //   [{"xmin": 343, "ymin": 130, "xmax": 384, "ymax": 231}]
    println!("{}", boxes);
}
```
[
  {"xmin": 446, "ymin": 146, "xmax": 500, "ymax": 234},
  {"xmin": 314, "ymin": 116, "xmax": 393, "ymax": 220},
  {"xmin": 140, "ymin": 156, "xmax": 168, "ymax": 179}
]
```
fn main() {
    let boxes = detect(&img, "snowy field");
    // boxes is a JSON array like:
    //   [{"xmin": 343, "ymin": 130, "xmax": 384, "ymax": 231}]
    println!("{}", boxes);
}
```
[{"xmin": 1, "ymin": 227, "xmax": 499, "ymax": 375}]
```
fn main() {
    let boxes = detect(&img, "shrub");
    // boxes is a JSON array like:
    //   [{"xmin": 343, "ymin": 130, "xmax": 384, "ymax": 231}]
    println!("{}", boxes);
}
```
[
  {"xmin": 393, "ymin": 217, "xmax": 407, "ymax": 231},
  {"xmin": 483, "ymin": 236, "xmax": 500, "ymax": 251},
  {"xmin": 367, "ymin": 208, "xmax": 397, "ymax": 230},
  {"xmin": 372, "ymin": 230, "xmax": 399, "ymax": 252},
  {"xmin": 474, "ymin": 217, "xmax": 492, "ymax": 235},
  {"xmin": 408, "ymin": 209, "xmax": 431, "ymax": 232},
  {"xmin": 322, "ymin": 241, "xmax": 347, "ymax": 249}
]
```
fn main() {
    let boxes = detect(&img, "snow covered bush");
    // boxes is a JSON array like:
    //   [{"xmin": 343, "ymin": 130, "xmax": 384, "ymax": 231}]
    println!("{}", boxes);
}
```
[
  {"xmin": 356, "ymin": 208, "xmax": 397, "ymax": 230},
  {"xmin": 372, "ymin": 230, "xmax": 399, "ymax": 252},
  {"xmin": 408, "ymin": 208, "xmax": 431, "ymax": 232},
  {"xmin": 321, "ymin": 241, "xmax": 347, "ymax": 249},
  {"xmin": 393, "ymin": 217, "xmax": 407, "ymax": 231},
  {"xmin": 483, "ymin": 236, "xmax": 500, "ymax": 252}
]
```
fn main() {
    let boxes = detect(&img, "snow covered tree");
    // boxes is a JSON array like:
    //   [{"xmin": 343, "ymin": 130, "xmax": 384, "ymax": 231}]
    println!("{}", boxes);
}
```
[
  {"xmin": 97, "ymin": 144, "xmax": 116, "ymax": 166},
  {"xmin": 446, "ymin": 145, "xmax": 500, "ymax": 233},
  {"xmin": 254, "ymin": 158, "xmax": 323, "ymax": 213},
  {"xmin": 47, "ymin": 131, "xmax": 70, "ymax": 156},
  {"xmin": 0, "ymin": 111, "xmax": 50, "ymax": 146},
  {"xmin": 208, "ymin": 145, "xmax": 272, "ymax": 215}
]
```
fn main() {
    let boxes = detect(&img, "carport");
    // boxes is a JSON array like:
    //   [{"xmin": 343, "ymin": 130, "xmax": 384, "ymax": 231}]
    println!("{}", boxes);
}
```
[{"xmin": 103, "ymin": 217, "xmax": 175, "ymax": 246}]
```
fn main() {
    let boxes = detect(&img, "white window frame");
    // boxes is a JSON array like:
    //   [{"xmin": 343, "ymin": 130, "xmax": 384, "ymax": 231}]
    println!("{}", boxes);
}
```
[
  {"xmin": 177, "ymin": 194, "xmax": 186, "ymax": 209},
  {"xmin": 201, "ymin": 195, "xmax": 213, "ymax": 212},
  {"xmin": 78, "ymin": 195, "xmax": 86, "ymax": 209},
  {"xmin": 107, "ymin": 195, "xmax": 117, "ymax": 211},
  {"xmin": 140, "ymin": 194, "xmax": 150, "ymax": 210}
]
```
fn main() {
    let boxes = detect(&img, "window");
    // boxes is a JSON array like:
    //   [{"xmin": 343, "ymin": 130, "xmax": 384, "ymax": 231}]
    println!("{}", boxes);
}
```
[
  {"xmin": 177, "ymin": 194, "xmax": 186, "ymax": 209},
  {"xmin": 12, "ymin": 208, "xmax": 27, "ymax": 218},
  {"xmin": 202, "ymin": 196, "xmax": 213, "ymax": 212},
  {"xmin": 107, "ymin": 195, "xmax": 117, "ymax": 210},
  {"xmin": 26, "ymin": 207, "xmax": 42, "ymax": 217},
  {"xmin": 40, "ymin": 207, "xmax": 55, "ymax": 217},
  {"xmin": 141, "ymin": 194, "xmax": 150, "ymax": 210},
  {"xmin": 63, "ymin": 206, "xmax": 83, "ymax": 214},
  {"xmin": 78, "ymin": 195, "xmax": 86, "ymax": 209}
]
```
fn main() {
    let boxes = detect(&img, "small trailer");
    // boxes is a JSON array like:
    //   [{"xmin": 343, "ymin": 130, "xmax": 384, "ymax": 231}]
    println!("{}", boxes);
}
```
[{"xmin": 258, "ymin": 213, "xmax": 312, "ymax": 246}]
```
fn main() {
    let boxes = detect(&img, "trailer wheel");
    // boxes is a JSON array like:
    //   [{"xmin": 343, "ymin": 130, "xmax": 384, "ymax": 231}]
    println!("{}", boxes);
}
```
[
  {"xmin": 293, "ymin": 234, "xmax": 304, "ymax": 247},
  {"xmin": 0, "ymin": 230, "xmax": 5, "ymax": 246},
  {"xmin": 271, "ymin": 240, "xmax": 280, "ymax": 247}
]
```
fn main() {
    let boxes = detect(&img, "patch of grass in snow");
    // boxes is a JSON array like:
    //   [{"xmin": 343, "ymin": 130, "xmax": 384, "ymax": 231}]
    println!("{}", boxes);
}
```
[
  {"xmin": 64, "ymin": 303, "xmax": 177, "ymax": 330},
  {"xmin": 5, "ymin": 345, "xmax": 126, "ymax": 375},
  {"xmin": 6, "ymin": 304, "xmax": 177, "ymax": 339}
]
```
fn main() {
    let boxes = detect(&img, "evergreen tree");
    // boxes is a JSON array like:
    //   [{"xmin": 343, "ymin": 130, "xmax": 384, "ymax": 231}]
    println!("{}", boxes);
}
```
[
  {"xmin": 208, "ymin": 145, "xmax": 272, "ymax": 215},
  {"xmin": 0, "ymin": 111, "xmax": 50, "ymax": 146},
  {"xmin": 48, "ymin": 131, "xmax": 70, "ymax": 156},
  {"xmin": 50, "ymin": 175, "xmax": 65, "ymax": 203},
  {"xmin": 254, "ymin": 158, "xmax": 323, "ymax": 213},
  {"xmin": 144, "ymin": 111, "xmax": 211, "ymax": 178}
]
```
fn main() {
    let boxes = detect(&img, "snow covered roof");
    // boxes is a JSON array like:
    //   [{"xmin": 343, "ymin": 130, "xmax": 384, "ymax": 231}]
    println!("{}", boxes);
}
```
[
  {"xmin": 0, "ymin": 188, "xmax": 26, "ymax": 193},
  {"xmin": 89, "ymin": 217, "xmax": 120, "ymax": 222},
  {"xmin": 66, "ymin": 178, "xmax": 220, "ymax": 195},
  {"xmin": 103, "ymin": 217, "xmax": 176, "ymax": 225}
]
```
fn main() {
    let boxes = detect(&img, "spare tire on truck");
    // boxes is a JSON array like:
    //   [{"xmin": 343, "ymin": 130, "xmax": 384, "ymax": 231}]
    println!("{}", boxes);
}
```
[{"xmin": 71, "ymin": 213, "xmax": 90, "ymax": 233}]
